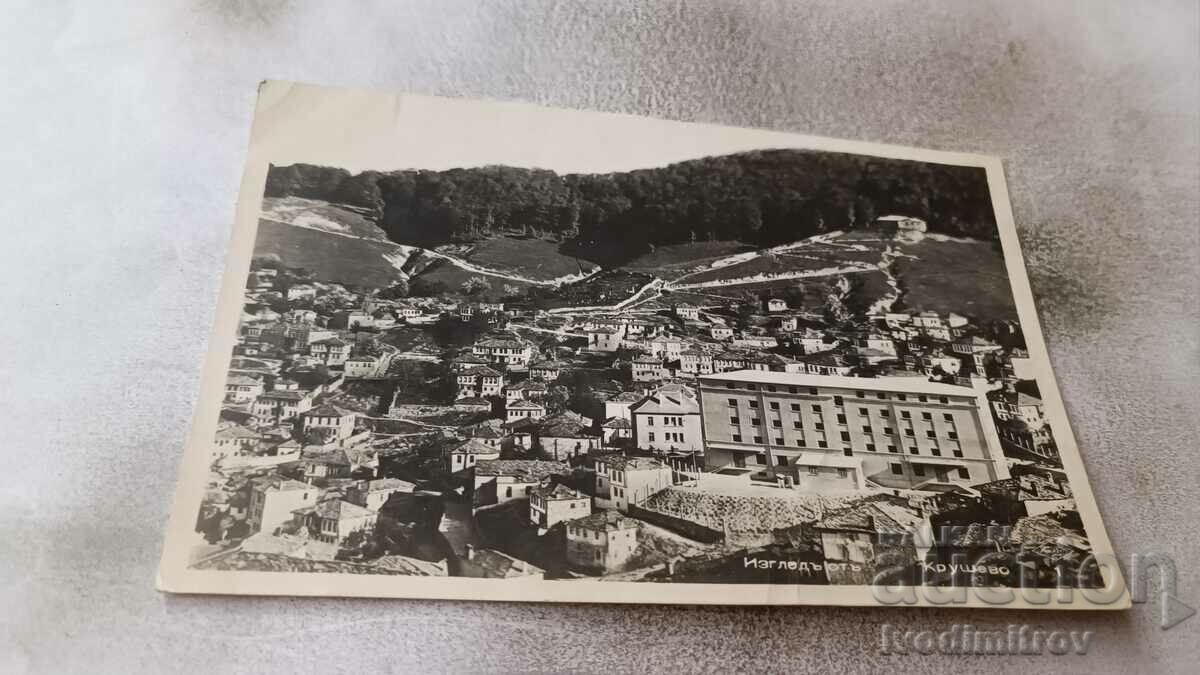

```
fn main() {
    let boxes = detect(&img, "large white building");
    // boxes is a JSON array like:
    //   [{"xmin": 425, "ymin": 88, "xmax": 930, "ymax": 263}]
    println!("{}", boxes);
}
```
[
  {"xmin": 696, "ymin": 370, "xmax": 1009, "ymax": 493},
  {"xmin": 629, "ymin": 384, "xmax": 703, "ymax": 454}
]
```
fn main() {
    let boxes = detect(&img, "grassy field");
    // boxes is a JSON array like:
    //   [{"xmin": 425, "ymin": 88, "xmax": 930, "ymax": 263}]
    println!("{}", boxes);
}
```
[
  {"xmin": 254, "ymin": 219, "xmax": 408, "ymax": 289},
  {"xmin": 681, "ymin": 250, "xmax": 867, "ymax": 285},
  {"xmin": 408, "ymin": 257, "xmax": 534, "ymax": 300},
  {"xmin": 893, "ymin": 237, "xmax": 1017, "ymax": 319},
  {"xmin": 625, "ymin": 240, "xmax": 753, "ymax": 271},
  {"xmin": 456, "ymin": 236, "xmax": 598, "ymax": 282}
]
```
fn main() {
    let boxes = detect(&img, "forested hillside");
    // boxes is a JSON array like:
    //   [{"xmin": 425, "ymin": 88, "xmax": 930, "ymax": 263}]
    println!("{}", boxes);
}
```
[{"xmin": 264, "ymin": 150, "xmax": 998, "ymax": 265}]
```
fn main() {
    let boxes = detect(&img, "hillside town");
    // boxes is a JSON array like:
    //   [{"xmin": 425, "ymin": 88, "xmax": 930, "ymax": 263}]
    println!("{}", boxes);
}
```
[{"xmin": 191, "ymin": 216, "xmax": 1092, "ymax": 590}]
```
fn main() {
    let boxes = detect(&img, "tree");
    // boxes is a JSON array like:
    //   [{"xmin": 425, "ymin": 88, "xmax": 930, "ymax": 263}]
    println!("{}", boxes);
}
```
[
  {"xmin": 409, "ymin": 278, "xmax": 449, "ymax": 298},
  {"xmin": 378, "ymin": 279, "xmax": 409, "ymax": 299},
  {"xmin": 544, "ymin": 385, "xmax": 570, "ymax": 415},
  {"xmin": 461, "ymin": 276, "xmax": 491, "ymax": 296}
]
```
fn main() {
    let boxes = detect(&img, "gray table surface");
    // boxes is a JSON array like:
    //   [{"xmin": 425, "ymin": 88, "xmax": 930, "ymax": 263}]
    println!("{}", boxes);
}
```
[{"xmin": 2, "ymin": 1, "xmax": 1197, "ymax": 673}]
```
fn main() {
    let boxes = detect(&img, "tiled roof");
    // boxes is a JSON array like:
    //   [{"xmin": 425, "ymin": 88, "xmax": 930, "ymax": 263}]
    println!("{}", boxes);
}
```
[
  {"xmin": 358, "ymin": 478, "xmax": 416, "ymax": 494},
  {"xmin": 249, "ymin": 474, "xmax": 310, "ymax": 492},
  {"xmin": 595, "ymin": 454, "xmax": 668, "ymax": 471},
  {"xmin": 532, "ymin": 483, "xmax": 587, "ymax": 501},
  {"xmin": 535, "ymin": 412, "xmax": 598, "ymax": 438},
  {"xmin": 304, "ymin": 404, "xmax": 350, "ymax": 418},
  {"xmin": 448, "ymin": 439, "xmax": 499, "ymax": 456},
  {"xmin": 569, "ymin": 510, "xmax": 639, "ymax": 532},
  {"xmin": 462, "ymin": 365, "xmax": 503, "ymax": 377},
  {"xmin": 226, "ymin": 374, "xmax": 262, "ymax": 386},
  {"xmin": 466, "ymin": 548, "xmax": 544, "ymax": 578},
  {"xmin": 308, "ymin": 499, "xmax": 374, "ymax": 521},
  {"xmin": 601, "ymin": 416, "xmax": 632, "ymax": 429},
  {"xmin": 507, "ymin": 398, "xmax": 545, "ymax": 411},
  {"xmin": 474, "ymin": 459, "xmax": 567, "ymax": 481}
]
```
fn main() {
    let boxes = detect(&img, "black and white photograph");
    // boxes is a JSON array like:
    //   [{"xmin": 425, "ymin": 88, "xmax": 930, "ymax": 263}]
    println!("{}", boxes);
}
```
[{"xmin": 158, "ymin": 82, "xmax": 1123, "ymax": 608}]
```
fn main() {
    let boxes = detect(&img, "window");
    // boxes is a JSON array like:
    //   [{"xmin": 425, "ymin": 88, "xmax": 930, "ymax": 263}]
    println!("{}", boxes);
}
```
[
  {"xmin": 750, "ymin": 418, "xmax": 760, "ymax": 426},
  {"xmin": 769, "ymin": 402, "xmax": 779, "ymax": 410},
  {"xmin": 771, "ymin": 420, "xmax": 782, "ymax": 428},
  {"xmin": 730, "ymin": 416, "xmax": 740, "ymax": 425},
  {"xmin": 943, "ymin": 413, "xmax": 953, "ymax": 422},
  {"xmin": 648, "ymin": 432, "xmax": 655, "ymax": 442},
  {"xmin": 858, "ymin": 407, "xmax": 869, "ymax": 415},
  {"xmin": 905, "ymin": 428, "xmax": 915, "ymax": 437},
  {"xmin": 953, "ymin": 448, "xmax": 963, "ymax": 458},
  {"xmin": 919, "ymin": 395, "xmax": 928, "ymax": 403},
  {"xmin": 897, "ymin": 394, "xmax": 907, "ymax": 401},
  {"xmin": 940, "ymin": 396, "xmax": 949, "ymax": 404},
  {"xmin": 958, "ymin": 467, "xmax": 970, "ymax": 479},
  {"xmin": 922, "ymin": 412, "xmax": 932, "ymax": 421},
  {"xmin": 890, "ymin": 463, "xmax": 903, "ymax": 475},
  {"xmin": 748, "ymin": 401, "xmax": 759, "ymax": 409},
  {"xmin": 837, "ymin": 468, "xmax": 848, "ymax": 478},
  {"xmin": 866, "ymin": 443, "xmax": 876, "ymax": 452},
  {"xmin": 840, "ymin": 431, "xmax": 850, "ymax": 442},
  {"xmin": 856, "ymin": 390, "xmax": 865, "ymax": 398},
  {"xmin": 752, "ymin": 454, "xmax": 764, "ymax": 464},
  {"xmin": 880, "ymin": 410, "xmax": 890, "ymax": 418},
  {"xmin": 796, "ymin": 438, "xmax": 805, "ymax": 447},
  {"xmin": 836, "ymin": 414, "xmax": 847, "ymax": 424},
  {"xmin": 808, "ymin": 466, "xmax": 819, "ymax": 476},
  {"xmin": 909, "ymin": 446, "xmax": 918, "ymax": 454},
  {"xmin": 900, "ymin": 411, "xmax": 911, "ymax": 419},
  {"xmin": 833, "ymin": 396, "xmax": 844, "ymax": 406},
  {"xmin": 862, "ymin": 425, "xmax": 872, "ymax": 433},
  {"xmin": 647, "ymin": 417, "xmax": 654, "ymax": 426},
  {"xmin": 817, "ymin": 440, "xmax": 828, "ymax": 449},
  {"xmin": 888, "ymin": 444, "xmax": 898, "ymax": 453},
  {"xmin": 753, "ymin": 436, "xmax": 763, "ymax": 443},
  {"xmin": 808, "ymin": 387, "xmax": 818, "ymax": 395},
  {"xmin": 774, "ymin": 437, "xmax": 783, "ymax": 445},
  {"xmin": 776, "ymin": 456, "xmax": 787, "ymax": 466},
  {"xmin": 790, "ymin": 403, "xmax": 801, "ymax": 412},
  {"xmin": 732, "ymin": 434, "xmax": 742, "ymax": 442},
  {"xmin": 843, "ymin": 448, "xmax": 853, "ymax": 457},
  {"xmin": 877, "ymin": 392, "xmax": 886, "ymax": 400},
  {"xmin": 747, "ymin": 384, "xmax": 757, "ymax": 391},
  {"xmin": 814, "ymin": 422, "xmax": 824, "ymax": 431},
  {"xmin": 931, "ymin": 447, "xmax": 941, "ymax": 457},
  {"xmin": 914, "ymin": 465, "xmax": 926, "ymax": 477},
  {"xmin": 767, "ymin": 385, "xmax": 777, "ymax": 392},
  {"xmin": 883, "ymin": 426, "xmax": 893, "ymax": 435},
  {"xmin": 948, "ymin": 431, "xmax": 959, "ymax": 440},
  {"xmin": 926, "ymin": 430, "xmax": 936, "ymax": 439},
  {"xmin": 789, "ymin": 387, "xmax": 799, "ymax": 394},
  {"xmin": 728, "ymin": 398, "xmax": 738, "ymax": 406},
  {"xmin": 811, "ymin": 404, "xmax": 821, "ymax": 412}
]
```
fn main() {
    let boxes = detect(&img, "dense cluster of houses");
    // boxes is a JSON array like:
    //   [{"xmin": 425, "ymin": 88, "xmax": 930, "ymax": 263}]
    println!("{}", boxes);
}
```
[{"xmin": 195, "ymin": 258, "xmax": 1076, "ymax": 583}]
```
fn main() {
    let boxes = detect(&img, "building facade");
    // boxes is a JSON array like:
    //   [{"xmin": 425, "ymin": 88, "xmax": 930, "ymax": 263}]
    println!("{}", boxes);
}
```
[{"xmin": 696, "ymin": 370, "xmax": 1009, "ymax": 492}]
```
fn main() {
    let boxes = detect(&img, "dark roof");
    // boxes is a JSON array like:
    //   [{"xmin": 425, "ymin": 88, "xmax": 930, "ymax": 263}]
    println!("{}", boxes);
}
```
[
  {"xmin": 536, "ymin": 412, "xmax": 598, "ymax": 438},
  {"xmin": 462, "ymin": 365, "xmax": 503, "ymax": 378},
  {"xmin": 532, "ymin": 483, "xmax": 587, "ymax": 501},
  {"xmin": 303, "ymin": 404, "xmax": 351, "ymax": 418},
  {"xmin": 474, "ymin": 459, "xmax": 567, "ymax": 481},
  {"xmin": 569, "ymin": 510, "xmax": 639, "ymax": 532}
]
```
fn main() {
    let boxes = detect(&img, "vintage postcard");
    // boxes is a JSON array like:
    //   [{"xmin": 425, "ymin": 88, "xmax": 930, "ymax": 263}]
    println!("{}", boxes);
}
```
[{"xmin": 158, "ymin": 81, "xmax": 1128, "ymax": 609}]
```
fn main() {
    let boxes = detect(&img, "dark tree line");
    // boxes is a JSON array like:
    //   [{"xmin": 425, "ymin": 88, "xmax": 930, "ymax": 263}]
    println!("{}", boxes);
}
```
[{"xmin": 265, "ymin": 149, "xmax": 998, "ymax": 266}]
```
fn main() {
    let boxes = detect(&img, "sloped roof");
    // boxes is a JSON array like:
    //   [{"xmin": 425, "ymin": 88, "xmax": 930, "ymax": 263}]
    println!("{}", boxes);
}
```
[
  {"xmin": 449, "ymin": 439, "xmax": 499, "ymax": 456},
  {"xmin": 474, "ymin": 459, "xmax": 567, "ymax": 481},
  {"xmin": 226, "ymin": 374, "xmax": 262, "ymax": 386},
  {"xmin": 536, "ymin": 412, "xmax": 598, "ymax": 438},
  {"xmin": 303, "ymin": 404, "xmax": 351, "ymax": 418},
  {"xmin": 630, "ymin": 388, "xmax": 699, "ymax": 416},
  {"xmin": 358, "ymin": 478, "xmax": 416, "ymax": 494},
  {"xmin": 249, "ymin": 474, "xmax": 310, "ymax": 492},
  {"xmin": 532, "ymin": 483, "xmax": 587, "ymax": 501},
  {"xmin": 309, "ymin": 499, "xmax": 374, "ymax": 521},
  {"xmin": 466, "ymin": 548, "xmax": 545, "ymax": 578},
  {"xmin": 462, "ymin": 365, "xmax": 503, "ymax": 378},
  {"xmin": 569, "ymin": 510, "xmax": 639, "ymax": 532},
  {"xmin": 601, "ymin": 416, "xmax": 632, "ymax": 429},
  {"xmin": 506, "ymin": 398, "xmax": 546, "ymax": 411}
]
